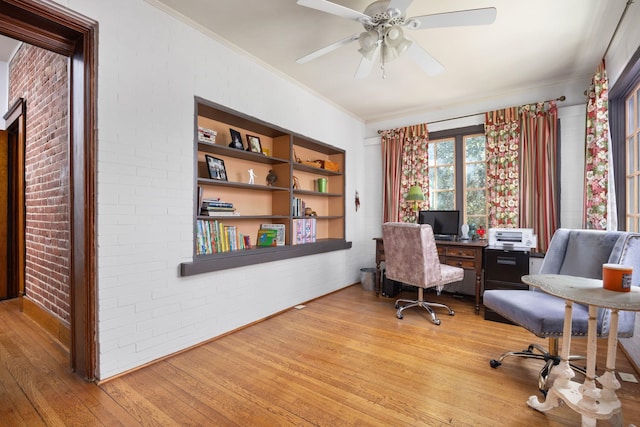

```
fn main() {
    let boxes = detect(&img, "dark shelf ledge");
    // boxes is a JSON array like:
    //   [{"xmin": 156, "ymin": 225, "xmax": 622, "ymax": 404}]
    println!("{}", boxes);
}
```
[{"xmin": 179, "ymin": 239, "xmax": 352, "ymax": 276}]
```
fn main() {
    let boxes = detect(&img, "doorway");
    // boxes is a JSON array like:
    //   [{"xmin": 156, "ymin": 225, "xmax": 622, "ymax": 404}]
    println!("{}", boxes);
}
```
[
  {"xmin": 0, "ymin": 0, "xmax": 97, "ymax": 380},
  {"xmin": 0, "ymin": 99, "xmax": 25, "ymax": 301}
]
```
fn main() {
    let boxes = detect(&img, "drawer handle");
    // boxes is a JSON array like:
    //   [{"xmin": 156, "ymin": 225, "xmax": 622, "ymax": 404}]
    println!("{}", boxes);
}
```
[
  {"xmin": 496, "ymin": 257, "xmax": 517, "ymax": 266},
  {"xmin": 457, "ymin": 262, "xmax": 463, "ymax": 267}
]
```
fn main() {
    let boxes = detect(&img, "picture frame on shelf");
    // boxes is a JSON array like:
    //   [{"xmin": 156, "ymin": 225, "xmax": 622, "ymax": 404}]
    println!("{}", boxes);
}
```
[
  {"xmin": 246, "ymin": 134, "xmax": 262, "ymax": 153},
  {"xmin": 229, "ymin": 128, "xmax": 244, "ymax": 150},
  {"xmin": 205, "ymin": 155, "xmax": 228, "ymax": 181}
]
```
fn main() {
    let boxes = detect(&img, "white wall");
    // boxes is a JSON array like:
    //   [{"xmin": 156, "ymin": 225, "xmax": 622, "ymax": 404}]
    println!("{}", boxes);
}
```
[
  {"xmin": 50, "ymin": 0, "xmax": 371, "ymax": 380},
  {"xmin": 49, "ymin": 0, "xmax": 640, "ymax": 380}
]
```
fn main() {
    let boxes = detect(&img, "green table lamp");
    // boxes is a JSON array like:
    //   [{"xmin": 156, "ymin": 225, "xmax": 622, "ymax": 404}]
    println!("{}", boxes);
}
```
[{"xmin": 406, "ymin": 185, "xmax": 425, "ymax": 213}]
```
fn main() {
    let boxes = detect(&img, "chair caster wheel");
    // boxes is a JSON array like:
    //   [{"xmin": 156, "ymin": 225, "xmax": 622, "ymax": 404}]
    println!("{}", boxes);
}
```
[
  {"xmin": 449, "ymin": 310, "xmax": 455, "ymax": 316},
  {"xmin": 490, "ymin": 359, "xmax": 501, "ymax": 368},
  {"xmin": 396, "ymin": 313, "xmax": 403, "ymax": 319},
  {"xmin": 394, "ymin": 304, "xmax": 399, "ymax": 309}
]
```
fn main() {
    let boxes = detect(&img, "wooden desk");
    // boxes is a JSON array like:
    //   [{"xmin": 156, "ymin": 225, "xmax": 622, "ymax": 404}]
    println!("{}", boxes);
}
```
[
  {"xmin": 373, "ymin": 237, "xmax": 487, "ymax": 314},
  {"xmin": 523, "ymin": 274, "xmax": 640, "ymax": 426}
]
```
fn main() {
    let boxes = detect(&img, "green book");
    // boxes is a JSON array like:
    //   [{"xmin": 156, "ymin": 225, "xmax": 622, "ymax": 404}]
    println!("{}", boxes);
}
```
[{"xmin": 257, "ymin": 228, "xmax": 278, "ymax": 247}]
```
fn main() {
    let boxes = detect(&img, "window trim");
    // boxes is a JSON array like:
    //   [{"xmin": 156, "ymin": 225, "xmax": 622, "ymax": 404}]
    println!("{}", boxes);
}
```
[
  {"xmin": 611, "ymin": 45, "xmax": 640, "ymax": 230},
  {"xmin": 429, "ymin": 124, "xmax": 485, "ymax": 223}
]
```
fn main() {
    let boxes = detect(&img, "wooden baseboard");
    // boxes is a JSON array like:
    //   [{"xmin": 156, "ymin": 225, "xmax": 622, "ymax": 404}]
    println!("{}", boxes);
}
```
[{"xmin": 21, "ymin": 296, "xmax": 71, "ymax": 350}]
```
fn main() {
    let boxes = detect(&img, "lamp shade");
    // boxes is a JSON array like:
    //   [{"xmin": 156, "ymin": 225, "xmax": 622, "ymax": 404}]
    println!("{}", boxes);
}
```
[{"xmin": 406, "ymin": 185, "xmax": 425, "ymax": 201}]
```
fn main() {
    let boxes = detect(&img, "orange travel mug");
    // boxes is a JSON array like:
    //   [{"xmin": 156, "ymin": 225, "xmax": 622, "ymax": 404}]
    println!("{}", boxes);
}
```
[{"xmin": 602, "ymin": 263, "xmax": 633, "ymax": 292}]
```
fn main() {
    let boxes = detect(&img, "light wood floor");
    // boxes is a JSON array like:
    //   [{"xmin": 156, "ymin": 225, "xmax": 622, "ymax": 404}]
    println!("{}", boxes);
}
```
[{"xmin": 1, "ymin": 285, "xmax": 639, "ymax": 426}]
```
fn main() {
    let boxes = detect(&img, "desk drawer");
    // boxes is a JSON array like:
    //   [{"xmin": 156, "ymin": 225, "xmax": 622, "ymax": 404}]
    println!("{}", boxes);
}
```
[
  {"xmin": 444, "ymin": 258, "xmax": 476, "ymax": 270},
  {"xmin": 484, "ymin": 248, "xmax": 529, "ymax": 282},
  {"xmin": 444, "ymin": 247, "xmax": 477, "ymax": 258}
]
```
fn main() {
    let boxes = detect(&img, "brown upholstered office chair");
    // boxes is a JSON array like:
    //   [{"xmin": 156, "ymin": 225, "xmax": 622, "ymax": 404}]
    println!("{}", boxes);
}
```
[{"xmin": 382, "ymin": 222, "xmax": 465, "ymax": 325}]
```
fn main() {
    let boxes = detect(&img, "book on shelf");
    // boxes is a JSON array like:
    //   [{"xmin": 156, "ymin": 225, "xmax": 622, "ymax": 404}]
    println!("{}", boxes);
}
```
[
  {"xmin": 195, "ymin": 219, "xmax": 248, "ymax": 254},
  {"xmin": 257, "ymin": 228, "xmax": 278, "ymax": 247},
  {"xmin": 292, "ymin": 218, "xmax": 316, "ymax": 245},
  {"xmin": 259, "ymin": 223, "xmax": 285, "ymax": 246}
]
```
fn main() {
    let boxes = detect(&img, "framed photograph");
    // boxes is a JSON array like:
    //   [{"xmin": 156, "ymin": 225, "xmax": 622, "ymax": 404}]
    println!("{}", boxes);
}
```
[
  {"xmin": 246, "ymin": 134, "xmax": 262, "ymax": 153},
  {"xmin": 229, "ymin": 128, "xmax": 244, "ymax": 150},
  {"xmin": 205, "ymin": 155, "xmax": 227, "ymax": 181}
]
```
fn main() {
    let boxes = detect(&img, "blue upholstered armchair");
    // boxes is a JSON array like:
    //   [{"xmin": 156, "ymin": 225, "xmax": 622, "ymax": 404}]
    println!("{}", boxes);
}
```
[{"xmin": 483, "ymin": 229, "xmax": 640, "ymax": 394}]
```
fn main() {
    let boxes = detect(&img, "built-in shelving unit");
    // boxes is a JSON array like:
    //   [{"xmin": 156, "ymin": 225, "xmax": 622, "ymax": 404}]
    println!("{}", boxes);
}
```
[{"xmin": 179, "ymin": 97, "xmax": 351, "ymax": 276}]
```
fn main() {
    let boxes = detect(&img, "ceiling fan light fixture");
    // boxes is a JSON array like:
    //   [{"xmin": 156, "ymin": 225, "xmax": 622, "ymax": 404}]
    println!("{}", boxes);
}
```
[
  {"xmin": 382, "ymin": 25, "xmax": 411, "ymax": 62},
  {"xmin": 358, "ymin": 30, "xmax": 378, "ymax": 49}
]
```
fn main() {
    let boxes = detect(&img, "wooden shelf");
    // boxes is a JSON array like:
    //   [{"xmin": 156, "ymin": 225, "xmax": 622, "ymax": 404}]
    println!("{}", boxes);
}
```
[
  {"xmin": 197, "ymin": 178, "xmax": 288, "ymax": 192},
  {"xmin": 292, "ymin": 162, "xmax": 342, "ymax": 176},
  {"xmin": 181, "ymin": 239, "xmax": 353, "ymax": 276},
  {"xmin": 197, "ymin": 215, "xmax": 289, "ymax": 220},
  {"xmin": 181, "ymin": 96, "xmax": 350, "ymax": 276},
  {"xmin": 293, "ymin": 189, "xmax": 342, "ymax": 197},
  {"xmin": 198, "ymin": 142, "xmax": 289, "ymax": 165}
]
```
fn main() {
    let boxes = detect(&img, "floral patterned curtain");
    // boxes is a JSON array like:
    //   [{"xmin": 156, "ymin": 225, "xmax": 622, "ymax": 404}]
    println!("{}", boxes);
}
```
[
  {"xmin": 380, "ymin": 124, "xmax": 429, "ymax": 223},
  {"xmin": 485, "ymin": 108, "xmax": 520, "ymax": 228},
  {"xmin": 584, "ymin": 61, "xmax": 617, "ymax": 230},
  {"xmin": 519, "ymin": 101, "xmax": 559, "ymax": 252}
]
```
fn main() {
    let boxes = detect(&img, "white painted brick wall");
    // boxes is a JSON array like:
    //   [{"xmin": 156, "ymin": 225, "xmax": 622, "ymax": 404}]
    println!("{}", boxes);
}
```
[{"xmin": 56, "ymin": 0, "xmax": 369, "ymax": 379}]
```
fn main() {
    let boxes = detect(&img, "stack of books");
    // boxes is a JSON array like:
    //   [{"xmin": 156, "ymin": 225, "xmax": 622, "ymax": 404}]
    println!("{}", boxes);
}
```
[
  {"xmin": 201, "ymin": 198, "xmax": 238, "ymax": 216},
  {"xmin": 292, "ymin": 218, "xmax": 316, "ymax": 245},
  {"xmin": 292, "ymin": 197, "xmax": 306, "ymax": 217},
  {"xmin": 196, "ymin": 220, "xmax": 251, "ymax": 255}
]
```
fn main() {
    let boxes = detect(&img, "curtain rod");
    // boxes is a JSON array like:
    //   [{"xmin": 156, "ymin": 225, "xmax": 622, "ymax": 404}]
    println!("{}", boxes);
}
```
[
  {"xmin": 377, "ymin": 96, "xmax": 566, "ymax": 134},
  {"xmin": 604, "ymin": 0, "xmax": 634, "ymax": 58}
]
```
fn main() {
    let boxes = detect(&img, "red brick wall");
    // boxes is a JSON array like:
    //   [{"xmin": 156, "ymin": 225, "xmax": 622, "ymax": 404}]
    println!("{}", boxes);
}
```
[{"xmin": 8, "ymin": 43, "xmax": 71, "ymax": 324}]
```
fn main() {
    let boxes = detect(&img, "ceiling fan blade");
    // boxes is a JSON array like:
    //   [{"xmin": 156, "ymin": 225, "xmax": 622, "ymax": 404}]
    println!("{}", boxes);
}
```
[
  {"xmin": 296, "ymin": 34, "xmax": 360, "ymax": 64},
  {"xmin": 354, "ymin": 45, "xmax": 380, "ymax": 79},
  {"xmin": 405, "ymin": 42, "xmax": 444, "ymax": 76},
  {"xmin": 297, "ymin": 0, "xmax": 371, "ymax": 23},
  {"xmin": 411, "ymin": 7, "xmax": 497, "ymax": 29},
  {"xmin": 387, "ymin": 0, "xmax": 413, "ymax": 14}
]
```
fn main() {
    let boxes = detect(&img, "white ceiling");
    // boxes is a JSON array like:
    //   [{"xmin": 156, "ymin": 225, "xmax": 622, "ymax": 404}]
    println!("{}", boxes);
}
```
[
  {"xmin": 1, "ymin": 1, "xmax": 629, "ymax": 123},
  {"xmin": 149, "ymin": 0, "xmax": 629, "ymax": 123}
]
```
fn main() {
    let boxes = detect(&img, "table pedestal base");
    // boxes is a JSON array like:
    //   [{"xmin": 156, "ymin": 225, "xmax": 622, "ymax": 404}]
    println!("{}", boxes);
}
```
[{"xmin": 528, "ymin": 380, "xmax": 622, "ymax": 427}]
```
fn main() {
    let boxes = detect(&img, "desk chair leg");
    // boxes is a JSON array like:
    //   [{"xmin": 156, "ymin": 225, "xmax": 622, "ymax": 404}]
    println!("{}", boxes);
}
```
[
  {"xmin": 394, "ymin": 288, "xmax": 455, "ymax": 325},
  {"xmin": 489, "ymin": 339, "xmax": 587, "ymax": 394}
]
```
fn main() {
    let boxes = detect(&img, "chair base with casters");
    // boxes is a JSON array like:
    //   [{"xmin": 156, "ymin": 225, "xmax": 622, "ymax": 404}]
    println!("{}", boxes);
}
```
[
  {"xmin": 394, "ymin": 287, "xmax": 455, "ymax": 325},
  {"xmin": 381, "ymin": 222, "xmax": 464, "ymax": 326},
  {"xmin": 488, "ymin": 337, "xmax": 586, "ymax": 395}
]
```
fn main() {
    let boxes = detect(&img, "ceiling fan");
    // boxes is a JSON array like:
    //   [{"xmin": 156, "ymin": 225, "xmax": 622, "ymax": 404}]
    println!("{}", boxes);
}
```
[{"xmin": 296, "ymin": 0, "xmax": 496, "ymax": 79}]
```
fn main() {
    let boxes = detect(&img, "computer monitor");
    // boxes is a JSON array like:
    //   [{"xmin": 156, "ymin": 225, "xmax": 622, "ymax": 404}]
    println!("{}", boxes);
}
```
[{"xmin": 418, "ymin": 210, "xmax": 460, "ymax": 240}]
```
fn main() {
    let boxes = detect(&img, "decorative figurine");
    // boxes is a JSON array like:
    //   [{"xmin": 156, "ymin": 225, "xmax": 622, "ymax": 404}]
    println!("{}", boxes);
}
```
[
  {"xmin": 460, "ymin": 223, "xmax": 470, "ymax": 240},
  {"xmin": 248, "ymin": 169, "xmax": 256, "ymax": 184},
  {"xmin": 266, "ymin": 170, "xmax": 277, "ymax": 186},
  {"xmin": 477, "ymin": 225, "xmax": 486, "ymax": 240}
]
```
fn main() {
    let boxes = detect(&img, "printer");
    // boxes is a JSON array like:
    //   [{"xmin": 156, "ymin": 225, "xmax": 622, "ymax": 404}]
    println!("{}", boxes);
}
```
[{"xmin": 488, "ymin": 228, "xmax": 537, "ymax": 250}]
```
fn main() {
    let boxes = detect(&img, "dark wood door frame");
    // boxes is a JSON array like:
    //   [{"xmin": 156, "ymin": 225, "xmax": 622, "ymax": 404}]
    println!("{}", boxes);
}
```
[
  {"xmin": 0, "ymin": 0, "xmax": 97, "ymax": 380},
  {"xmin": 3, "ymin": 98, "xmax": 26, "ymax": 301}
]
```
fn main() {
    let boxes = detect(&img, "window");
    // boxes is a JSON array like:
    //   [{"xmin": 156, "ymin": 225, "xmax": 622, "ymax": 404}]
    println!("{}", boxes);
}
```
[
  {"xmin": 625, "ymin": 81, "xmax": 640, "ymax": 231},
  {"xmin": 428, "ymin": 138, "xmax": 455, "ymax": 209},
  {"xmin": 464, "ymin": 135, "xmax": 488, "ymax": 229},
  {"xmin": 611, "ymin": 47, "xmax": 640, "ymax": 231},
  {"xmin": 428, "ymin": 125, "xmax": 487, "ymax": 230}
]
